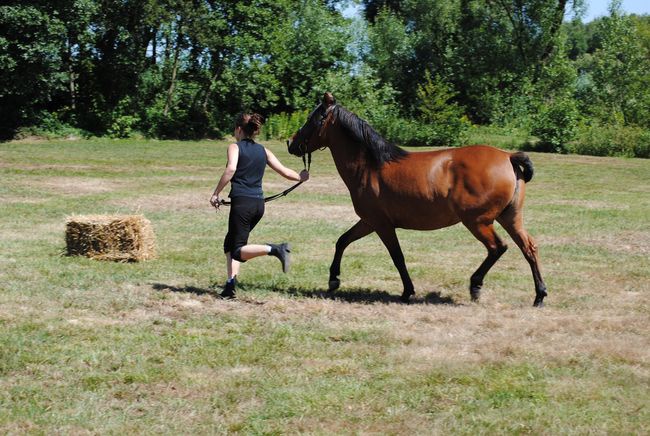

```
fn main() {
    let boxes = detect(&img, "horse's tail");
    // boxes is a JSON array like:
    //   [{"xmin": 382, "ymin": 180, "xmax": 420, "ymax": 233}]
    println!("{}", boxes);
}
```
[{"xmin": 510, "ymin": 152, "xmax": 534, "ymax": 183}]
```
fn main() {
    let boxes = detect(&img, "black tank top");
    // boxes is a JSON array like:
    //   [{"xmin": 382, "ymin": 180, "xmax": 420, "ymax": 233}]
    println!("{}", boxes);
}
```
[{"xmin": 229, "ymin": 138, "xmax": 267, "ymax": 198}]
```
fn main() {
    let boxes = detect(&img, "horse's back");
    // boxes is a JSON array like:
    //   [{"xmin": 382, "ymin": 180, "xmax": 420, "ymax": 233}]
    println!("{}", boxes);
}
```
[{"xmin": 364, "ymin": 144, "xmax": 518, "ymax": 229}]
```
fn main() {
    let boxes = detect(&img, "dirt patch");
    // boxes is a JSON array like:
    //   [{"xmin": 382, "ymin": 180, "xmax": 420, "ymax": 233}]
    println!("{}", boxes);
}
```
[
  {"xmin": 0, "ymin": 195, "xmax": 49, "ymax": 205},
  {"xmin": 31, "ymin": 177, "xmax": 127, "ymax": 195},
  {"xmin": 125, "ymin": 288, "xmax": 650, "ymax": 370},
  {"xmin": 538, "ymin": 230, "xmax": 650, "ymax": 254},
  {"xmin": 264, "ymin": 201, "xmax": 358, "ymax": 222},
  {"xmin": 263, "ymin": 174, "xmax": 349, "ymax": 195},
  {"xmin": 0, "ymin": 162, "xmax": 95, "ymax": 171},
  {"xmin": 110, "ymin": 190, "xmax": 208, "ymax": 212},
  {"xmin": 543, "ymin": 199, "xmax": 630, "ymax": 210}
]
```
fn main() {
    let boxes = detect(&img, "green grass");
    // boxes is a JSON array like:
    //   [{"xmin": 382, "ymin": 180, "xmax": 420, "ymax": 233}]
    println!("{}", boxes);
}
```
[{"xmin": 1, "ymin": 138, "xmax": 649, "ymax": 433}]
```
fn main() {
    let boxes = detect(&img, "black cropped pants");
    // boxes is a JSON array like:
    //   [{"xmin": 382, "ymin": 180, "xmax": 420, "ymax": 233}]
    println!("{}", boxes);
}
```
[{"xmin": 223, "ymin": 196, "xmax": 265, "ymax": 262}]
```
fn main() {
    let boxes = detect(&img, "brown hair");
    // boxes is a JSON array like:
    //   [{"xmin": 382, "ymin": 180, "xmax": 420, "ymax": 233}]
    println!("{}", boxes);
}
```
[{"xmin": 235, "ymin": 112, "xmax": 264, "ymax": 137}]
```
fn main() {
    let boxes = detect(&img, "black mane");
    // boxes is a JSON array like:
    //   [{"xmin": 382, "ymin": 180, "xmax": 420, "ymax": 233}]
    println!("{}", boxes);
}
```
[{"xmin": 334, "ymin": 106, "xmax": 409, "ymax": 166}]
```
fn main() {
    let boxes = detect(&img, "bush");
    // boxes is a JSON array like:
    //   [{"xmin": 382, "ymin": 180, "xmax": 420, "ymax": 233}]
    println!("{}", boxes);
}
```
[
  {"xmin": 263, "ymin": 109, "xmax": 467, "ymax": 148},
  {"xmin": 107, "ymin": 115, "xmax": 140, "ymax": 139},
  {"xmin": 415, "ymin": 72, "xmax": 470, "ymax": 147},
  {"xmin": 530, "ymin": 98, "xmax": 580, "ymax": 153},
  {"xmin": 14, "ymin": 111, "xmax": 90, "ymax": 140},
  {"xmin": 568, "ymin": 123, "xmax": 650, "ymax": 158},
  {"xmin": 262, "ymin": 110, "xmax": 310, "ymax": 140},
  {"xmin": 374, "ymin": 116, "xmax": 467, "ymax": 147}
]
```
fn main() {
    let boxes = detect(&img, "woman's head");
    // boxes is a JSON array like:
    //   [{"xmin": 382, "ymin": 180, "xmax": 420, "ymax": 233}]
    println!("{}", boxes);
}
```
[{"xmin": 235, "ymin": 113, "xmax": 264, "ymax": 138}]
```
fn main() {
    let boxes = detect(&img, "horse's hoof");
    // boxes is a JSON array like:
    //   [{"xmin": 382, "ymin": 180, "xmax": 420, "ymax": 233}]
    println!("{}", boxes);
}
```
[
  {"xmin": 400, "ymin": 289, "xmax": 414, "ymax": 303},
  {"xmin": 399, "ymin": 294, "xmax": 411, "ymax": 304},
  {"xmin": 328, "ymin": 279, "xmax": 340, "ymax": 292},
  {"xmin": 470, "ymin": 286, "xmax": 481, "ymax": 302},
  {"xmin": 533, "ymin": 289, "xmax": 547, "ymax": 307}
]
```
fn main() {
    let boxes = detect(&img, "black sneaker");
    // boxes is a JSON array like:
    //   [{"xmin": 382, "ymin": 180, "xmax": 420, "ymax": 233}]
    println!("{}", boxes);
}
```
[
  {"xmin": 269, "ymin": 243, "xmax": 291, "ymax": 273},
  {"xmin": 220, "ymin": 277, "xmax": 237, "ymax": 299}
]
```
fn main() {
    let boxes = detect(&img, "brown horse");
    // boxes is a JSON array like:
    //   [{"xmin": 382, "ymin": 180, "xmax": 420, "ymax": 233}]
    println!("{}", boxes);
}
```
[{"xmin": 288, "ymin": 93, "xmax": 547, "ymax": 307}]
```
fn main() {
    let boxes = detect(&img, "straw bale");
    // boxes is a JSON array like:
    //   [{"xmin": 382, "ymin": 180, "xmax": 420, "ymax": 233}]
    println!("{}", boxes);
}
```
[{"xmin": 65, "ymin": 214, "xmax": 156, "ymax": 262}]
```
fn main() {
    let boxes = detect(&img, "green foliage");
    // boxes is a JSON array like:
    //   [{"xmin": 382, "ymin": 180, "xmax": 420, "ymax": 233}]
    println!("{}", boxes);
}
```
[
  {"xmin": 14, "ymin": 112, "xmax": 90, "ymax": 140},
  {"xmin": 262, "ymin": 110, "xmax": 311, "ymax": 140},
  {"xmin": 415, "ymin": 72, "xmax": 470, "ymax": 146},
  {"xmin": 107, "ymin": 98, "xmax": 140, "ymax": 139},
  {"xmin": 1, "ymin": 0, "xmax": 648, "ymax": 159},
  {"xmin": 531, "ymin": 98, "xmax": 580, "ymax": 153},
  {"xmin": 0, "ymin": 4, "xmax": 66, "ymax": 137},
  {"xmin": 569, "ymin": 123, "xmax": 650, "ymax": 158},
  {"xmin": 581, "ymin": 3, "xmax": 650, "ymax": 127},
  {"xmin": 108, "ymin": 115, "xmax": 140, "ymax": 139}
]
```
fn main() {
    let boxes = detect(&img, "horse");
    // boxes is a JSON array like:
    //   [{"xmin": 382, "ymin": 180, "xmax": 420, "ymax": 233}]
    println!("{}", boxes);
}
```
[{"xmin": 287, "ymin": 92, "xmax": 548, "ymax": 307}]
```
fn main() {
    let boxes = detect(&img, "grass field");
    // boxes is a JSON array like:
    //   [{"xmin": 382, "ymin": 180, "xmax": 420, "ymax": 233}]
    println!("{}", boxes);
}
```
[{"xmin": 1, "ymin": 138, "xmax": 649, "ymax": 434}]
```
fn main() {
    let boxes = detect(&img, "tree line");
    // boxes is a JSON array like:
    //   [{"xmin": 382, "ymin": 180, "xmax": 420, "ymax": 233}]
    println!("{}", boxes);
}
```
[{"xmin": 1, "ymin": 0, "xmax": 649, "ymax": 157}]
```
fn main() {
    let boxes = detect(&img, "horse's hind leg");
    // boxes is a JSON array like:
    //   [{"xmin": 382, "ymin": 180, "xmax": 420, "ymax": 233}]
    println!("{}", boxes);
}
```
[
  {"xmin": 463, "ymin": 220, "xmax": 508, "ymax": 302},
  {"xmin": 497, "ymin": 206, "xmax": 548, "ymax": 307},
  {"xmin": 329, "ymin": 220, "xmax": 374, "ymax": 291}
]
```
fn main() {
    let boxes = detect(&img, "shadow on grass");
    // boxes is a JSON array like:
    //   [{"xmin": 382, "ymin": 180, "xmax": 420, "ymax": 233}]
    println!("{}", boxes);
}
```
[
  {"xmin": 268, "ymin": 285, "xmax": 459, "ymax": 306},
  {"xmin": 151, "ymin": 282, "xmax": 459, "ymax": 306},
  {"xmin": 151, "ymin": 283, "xmax": 220, "ymax": 298}
]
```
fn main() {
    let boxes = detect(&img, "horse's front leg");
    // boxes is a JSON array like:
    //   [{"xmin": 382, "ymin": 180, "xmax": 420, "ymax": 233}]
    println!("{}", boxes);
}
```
[
  {"xmin": 375, "ymin": 226, "xmax": 415, "ymax": 303},
  {"xmin": 329, "ymin": 220, "xmax": 374, "ymax": 291}
]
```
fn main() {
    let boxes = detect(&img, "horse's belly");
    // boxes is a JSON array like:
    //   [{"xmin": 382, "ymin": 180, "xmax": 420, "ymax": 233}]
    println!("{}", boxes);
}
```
[
  {"xmin": 394, "ymin": 212, "xmax": 461, "ymax": 230},
  {"xmin": 357, "ymin": 198, "xmax": 460, "ymax": 230}
]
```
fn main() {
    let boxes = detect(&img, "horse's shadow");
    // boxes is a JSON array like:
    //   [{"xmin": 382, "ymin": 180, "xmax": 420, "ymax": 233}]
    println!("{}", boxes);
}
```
[
  {"xmin": 272, "ymin": 285, "xmax": 458, "ymax": 306},
  {"xmin": 151, "ymin": 282, "xmax": 458, "ymax": 306}
]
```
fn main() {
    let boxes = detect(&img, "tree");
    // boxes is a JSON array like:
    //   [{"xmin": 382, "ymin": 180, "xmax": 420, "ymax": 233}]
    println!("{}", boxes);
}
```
[
  {"xmin": 0, "ymin": 5, "xmax": 66, "ymax": 138},
  {"xmin": 363, "ymin": 0, "xmax": 585, "ymax": 123},
  {"xmin": 586, "ymin": 2, "xmax": 650, "ymax": 126}
]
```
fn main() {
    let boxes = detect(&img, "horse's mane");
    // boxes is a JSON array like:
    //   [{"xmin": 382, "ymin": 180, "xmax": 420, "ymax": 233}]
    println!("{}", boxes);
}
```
[{"xmin": 334, "ymin": 106, "xmax": 409, "ymax": 166}]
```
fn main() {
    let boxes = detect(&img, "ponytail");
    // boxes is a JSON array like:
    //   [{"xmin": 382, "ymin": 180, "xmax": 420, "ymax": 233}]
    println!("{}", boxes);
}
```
[{"xmin": 235, "ymin": 112, "xmax": 264, "ymax": 137}]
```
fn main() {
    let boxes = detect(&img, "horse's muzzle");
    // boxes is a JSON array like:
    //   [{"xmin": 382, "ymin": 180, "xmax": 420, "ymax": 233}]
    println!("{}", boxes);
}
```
[{"xmin": 286, "ymin": 137, "xmax": 304, "ymax": 157}]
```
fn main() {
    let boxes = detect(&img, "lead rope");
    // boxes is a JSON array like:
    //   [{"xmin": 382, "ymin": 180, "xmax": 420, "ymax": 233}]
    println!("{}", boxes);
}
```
[{"xmin": 219, "ymin": 151, "xmax": 310, "ymax": 206}]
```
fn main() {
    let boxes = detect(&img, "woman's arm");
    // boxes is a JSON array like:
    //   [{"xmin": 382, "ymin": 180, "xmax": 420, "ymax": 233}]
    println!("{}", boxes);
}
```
[
  {"xmin": 265, "ymin": 148, "xmax": 309, "ymax": 182},
  {"xmin": 210, "ymin": 143, "xmax": 239, "ymax": 208}
]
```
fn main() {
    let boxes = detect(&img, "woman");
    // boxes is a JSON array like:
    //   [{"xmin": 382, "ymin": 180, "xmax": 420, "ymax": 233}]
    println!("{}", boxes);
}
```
[{"xmin": 210, "ymin": 113, "xmax": 309, "ymax": 299}]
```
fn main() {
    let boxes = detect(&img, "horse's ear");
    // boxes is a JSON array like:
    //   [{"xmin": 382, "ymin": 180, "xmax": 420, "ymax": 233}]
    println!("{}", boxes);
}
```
[{"xmin": 323, "ymin": 92, "xmax": 336, "ymax": 108}]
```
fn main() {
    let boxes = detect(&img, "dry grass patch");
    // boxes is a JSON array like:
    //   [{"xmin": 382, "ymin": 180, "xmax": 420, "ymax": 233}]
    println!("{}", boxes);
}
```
[
  {"xmin": 538, "ymin": 231, "xmax": 650, "ymax": 254},
  {"xmin": 136, "ymin": 286, "xmax": 650, "ymax": 369},
  {"xmin": 263, "ymin": 173, "xmax": 349, "ymax": 195},
  {"xmin": 110, "ymin": 190, "xmax": 210, "ymax": 212},
  {"xmin": 543, "ymin": 199, "xmax": 631, "ymax": 210},
  {"xmin": 264, "ymin": 201, "xmax": 358, "ymax": 222},
  {"xmin": 32, "ymin": 176, "xmax": 127, "ymax": 195}
]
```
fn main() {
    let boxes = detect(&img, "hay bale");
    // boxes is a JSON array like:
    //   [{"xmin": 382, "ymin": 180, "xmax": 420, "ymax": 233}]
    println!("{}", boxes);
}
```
[{"xmin": 65, "ymin": 215, "xmax": 156, "ymax": 262}]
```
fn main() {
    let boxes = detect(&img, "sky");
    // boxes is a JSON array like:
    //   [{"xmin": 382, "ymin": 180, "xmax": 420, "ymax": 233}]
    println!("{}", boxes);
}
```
[
  {"xmin": 582, "ymin": 0, "xmax": 650, "ymax": 21},
  {"xmin": 341, "ymin": 0, "xmax": 650, "ymax": 23}
]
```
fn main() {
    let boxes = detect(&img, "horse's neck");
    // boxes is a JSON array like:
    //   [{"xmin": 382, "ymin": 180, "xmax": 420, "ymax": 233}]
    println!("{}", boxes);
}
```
[{"xmin": 328, "ymin": 132, "xmax": 376, "ymax": 190}]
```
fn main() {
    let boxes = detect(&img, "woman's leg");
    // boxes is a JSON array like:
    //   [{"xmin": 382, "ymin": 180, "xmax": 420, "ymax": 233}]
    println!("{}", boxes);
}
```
[
  {"xmin": 239, "ymin": 244, "xmax": 271, "ymax": 260},
  {"xmin": 225, "ymin": 252, "xmax": 241, "ymax": 279}
]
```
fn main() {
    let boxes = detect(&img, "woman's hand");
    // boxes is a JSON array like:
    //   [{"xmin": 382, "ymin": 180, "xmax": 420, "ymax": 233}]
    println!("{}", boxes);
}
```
[
  {"xmin": 299, "ymin": 170, "xmax": 309, "ymax": 182},
  {"xmin": 210, "ymin": 193, "xmax": 222, "ymax": 210}
]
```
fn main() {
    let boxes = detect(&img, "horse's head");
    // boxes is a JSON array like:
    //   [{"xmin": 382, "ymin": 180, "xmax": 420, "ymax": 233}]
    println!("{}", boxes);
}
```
[{"xmin": 287, "ymin": 92, "xmax": 337, "ymax": 157}]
